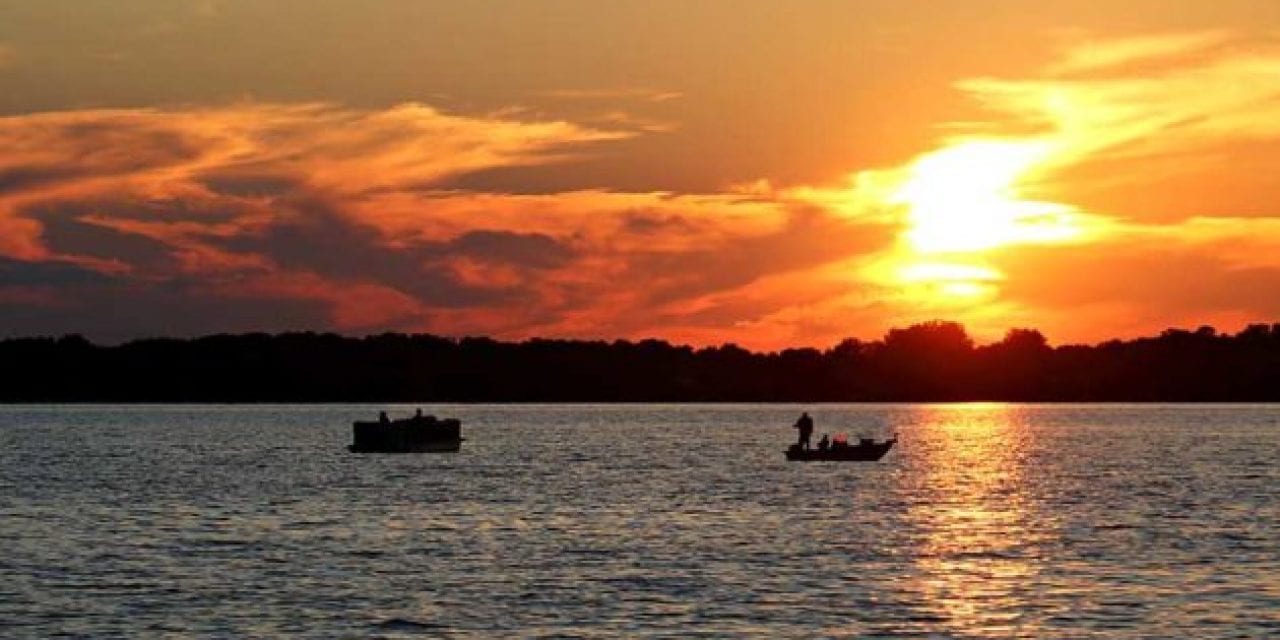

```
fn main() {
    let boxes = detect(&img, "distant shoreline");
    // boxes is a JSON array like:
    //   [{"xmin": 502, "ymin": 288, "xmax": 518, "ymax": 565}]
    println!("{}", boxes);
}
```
[
  {"xmin": 4, "ymin": 321, "xmax": 1279, "ymax": 403},
  {"xmin": 4, "ymin": 400, "xmax": 1280, "ymax": 405}
]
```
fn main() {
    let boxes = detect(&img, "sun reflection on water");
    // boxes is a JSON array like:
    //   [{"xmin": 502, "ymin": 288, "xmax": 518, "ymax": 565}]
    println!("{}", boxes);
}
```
[{"xmin": 904, "ymin": 404, "xmax": 1058, "ymax": 637}]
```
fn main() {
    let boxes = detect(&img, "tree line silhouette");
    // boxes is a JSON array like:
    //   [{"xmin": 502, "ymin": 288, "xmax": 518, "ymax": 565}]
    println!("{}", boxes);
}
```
[{"xmin": 1, "ymin": 320, "xmax": 1277, "ymax": 401}]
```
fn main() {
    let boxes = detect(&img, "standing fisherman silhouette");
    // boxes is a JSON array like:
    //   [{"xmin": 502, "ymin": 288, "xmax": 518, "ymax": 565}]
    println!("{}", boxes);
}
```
[{"xmin": 794, "ymin": 412, "xmax": 814, "ymax": 450}]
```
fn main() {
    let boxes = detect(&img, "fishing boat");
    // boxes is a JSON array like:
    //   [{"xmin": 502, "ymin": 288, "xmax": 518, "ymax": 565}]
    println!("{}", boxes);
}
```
[
  {"xmin": 785, "ymin": 434, "xmax": 896, "ymax": 461},
  {"xmin": 348, "ymin": 413, "xmax": 463, "ymax": 453}
]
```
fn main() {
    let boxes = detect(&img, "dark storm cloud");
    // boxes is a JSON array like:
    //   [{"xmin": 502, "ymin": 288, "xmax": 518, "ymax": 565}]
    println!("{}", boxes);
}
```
[
  {"xmin": 18, "ymin": 194, "xmax": 250, "ymax": 225},
  {"xmin": 40, "ymin": 216, "xmax": 175, "ymax": 272},
  {"xmin": 0, "ymin": 165, "xmax": 86, "ymax": 195},
  {"xmin": 197, "ymin": 170, "xmax": 302, "ymax": 199},
  {"xmin": 448, "ymin": 229, "xmax": 575, "ymax": 269},
  {"xmin": 223, "ymin": 207, "xmax": 483, "ymax": 306},
  {"xmin": 619, "ymin": 210, "xmax": 698, "ymax": 234},
  {"xmin": 631, "ymin": 211, "xmax": 894, "ymax": 304},
  {"xmin": 221, "ymin": 201, "xmax": 578, "ymax": 308},
  {"xmin": 0, "ymin": 255, "xmax": 110, "ymax": 286}
]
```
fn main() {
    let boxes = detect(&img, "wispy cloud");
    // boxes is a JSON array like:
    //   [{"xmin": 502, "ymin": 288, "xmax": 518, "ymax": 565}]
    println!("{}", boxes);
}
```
[
  {"xmin": 1046, "ymin": 31, "xmax": 1232, "ymax": 74},
  {"xmin": 782, "ymin": 31, "xmax": 1280, "ymax": 344},
  {"xmin": 0, "ymin": 103, "xmax": 629, "ymax": 258},
  {"xmin": 4, "ymin": 32, "xmax": 1280, "ymax": 347},
  {"xmin": 540, "ymin": 88, "xmax": 683, "ymax": 103},
  {"xmin": 0, "ymin": 101, "xmax": 892, "ymax": 345},
  {"xmin": 963, "ymin": 34, "xmax": 1280, "ymax": 185}
]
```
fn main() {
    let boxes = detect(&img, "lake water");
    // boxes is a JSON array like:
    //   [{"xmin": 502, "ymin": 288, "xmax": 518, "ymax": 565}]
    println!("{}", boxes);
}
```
[{"xmin": 2, "ymin": 404, "xmax": 1277, "ymax": 638}]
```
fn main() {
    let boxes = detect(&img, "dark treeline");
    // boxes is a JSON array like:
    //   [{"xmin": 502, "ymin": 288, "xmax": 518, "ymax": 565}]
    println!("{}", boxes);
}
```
[{"xmin": 2, "ymin": 320, "xmax": 1278, "ymax": 402}]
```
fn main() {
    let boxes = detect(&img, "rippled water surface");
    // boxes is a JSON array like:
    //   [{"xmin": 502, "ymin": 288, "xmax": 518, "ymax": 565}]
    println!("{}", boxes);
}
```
[{"xmin": 2, "ymin": 404, "xmax": 1278, "ymax": 638}]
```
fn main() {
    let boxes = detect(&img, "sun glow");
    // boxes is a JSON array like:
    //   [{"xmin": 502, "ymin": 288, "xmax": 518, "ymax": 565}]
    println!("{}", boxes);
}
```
[
  {"xmin": 891, "ymin": 139, "xmax": 1082, "ymax": 254},
  {"xmin": 897, "ymin": 261, "xmax": 1002, "ymax": 299},
  {"xmin": 898, "ymin": 262, "xmax": 1002, "ymax": 284},
  {"xmin": 865, "ymin": 137, "xmax": 1100, "ymax": 304}
]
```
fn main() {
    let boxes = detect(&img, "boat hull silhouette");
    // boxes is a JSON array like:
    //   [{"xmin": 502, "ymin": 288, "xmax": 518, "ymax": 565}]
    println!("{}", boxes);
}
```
[
  {"xmin": 349, "ymin": 416, "xmax": 463, "ymax": 453},
  {"xmin": 785, "ymin": 438, "xmax": 895, "ymax": 461}
]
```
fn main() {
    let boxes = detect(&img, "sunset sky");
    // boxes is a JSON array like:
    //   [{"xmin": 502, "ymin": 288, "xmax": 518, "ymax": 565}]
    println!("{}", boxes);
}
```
[{"xmin": 3, "ymin": 1, "xmax": 1280, "ymax": 348}]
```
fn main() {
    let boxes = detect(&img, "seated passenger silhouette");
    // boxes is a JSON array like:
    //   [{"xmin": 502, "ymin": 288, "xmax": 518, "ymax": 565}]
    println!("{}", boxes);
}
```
[
  {"xmin": 379, "ymin": 411, "xmax": 390, "ymax": 425},
  {"xmin": 817, "ymin": 434, "xmax": 830, "ymax": 451}
]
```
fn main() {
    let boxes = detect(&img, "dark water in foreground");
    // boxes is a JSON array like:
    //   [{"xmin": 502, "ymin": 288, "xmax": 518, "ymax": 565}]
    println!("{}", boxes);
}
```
[{"xmin": 2, "ymin": 404, "xmax": 1278, "ymax": 638}]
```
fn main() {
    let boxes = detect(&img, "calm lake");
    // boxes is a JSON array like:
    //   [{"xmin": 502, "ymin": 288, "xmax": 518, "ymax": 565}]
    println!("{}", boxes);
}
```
[{"xmin": 2, "ymin": 404, "xmax": 1277, "ymax": 638}]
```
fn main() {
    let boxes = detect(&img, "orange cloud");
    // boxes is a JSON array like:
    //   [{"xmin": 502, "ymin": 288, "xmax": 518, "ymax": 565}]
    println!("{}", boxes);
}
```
[
  {"xmin": 5, "ymin": 32, "xmax": 1280, "ymax": 349},
  {"xmin": 959, "ymin": 33, "xmax": 1280, "ymax": 222},
  {"xmin": 1046, "ymin": 31, "xmax": 1231, "ymax": 74},
  {"xmin": 773, "ymin": 31, "xmax": 1280, "ymax": 345},
  {"xmin": 0, "ymin": 101, "xmax": 894, "ymax": 346},
  {"xmin": 0, "ymin": 103, "xmax": 628, "ymax": 258}
]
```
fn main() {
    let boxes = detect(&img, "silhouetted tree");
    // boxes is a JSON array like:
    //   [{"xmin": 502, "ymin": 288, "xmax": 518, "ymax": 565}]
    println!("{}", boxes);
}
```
[
  {"xmin": 867, "ymin": 321, "xmax": 975, "ymax": 400},
  {"xmin": 1, "ymin": 320, "xmax": 1277, "ymax": 402},
  {"xmin": 976, "ymin": 328, "xmax": 1052, "ymax": 400}
]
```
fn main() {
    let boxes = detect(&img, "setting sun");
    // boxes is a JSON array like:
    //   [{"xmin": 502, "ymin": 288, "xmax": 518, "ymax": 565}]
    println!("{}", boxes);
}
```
[{"xmin": 891, "ymin": 139, "xmax": 1082, "ymax": 254}]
